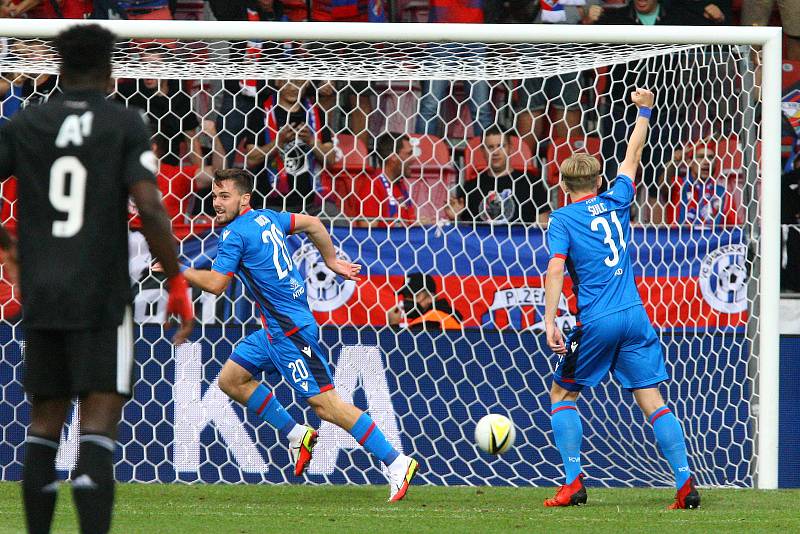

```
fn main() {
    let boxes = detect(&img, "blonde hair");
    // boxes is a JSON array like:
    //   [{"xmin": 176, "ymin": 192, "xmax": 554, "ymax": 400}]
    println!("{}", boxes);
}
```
[{"xmin": 559, "ymin": 153, "xmax": 601, "ymax": 192}]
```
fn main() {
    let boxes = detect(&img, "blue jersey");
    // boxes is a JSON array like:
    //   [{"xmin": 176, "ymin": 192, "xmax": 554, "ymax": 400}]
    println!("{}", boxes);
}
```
[
  {"xmin": 547, "ymin": 174, "xmax": 642, "ymax": 323},
  {"xmin": 211, "ymin": 208, "xmax": 315, "ymax": 338}
]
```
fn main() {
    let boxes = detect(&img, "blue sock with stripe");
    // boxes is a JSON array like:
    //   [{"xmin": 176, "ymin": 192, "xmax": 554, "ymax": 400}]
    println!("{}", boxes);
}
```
[
  {"xmin": 349, "ymin": 413, "xmax": 400, "ymax": 466},
  {"xmin": 246, "ymin": 384, "xmax": 296, "ymax": 434},
  {"xmin": 550, "ymin": 400, "xmax": 583, "ymax": 485},
  {"xmin": 649, "ymin": 406, "xmax": 691, "ymax": 489}
]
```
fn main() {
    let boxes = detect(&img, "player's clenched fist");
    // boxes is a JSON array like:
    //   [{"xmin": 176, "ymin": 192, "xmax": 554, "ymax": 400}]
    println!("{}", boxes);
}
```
[{"xmin": 630, "ymin": 87, "xmax": 654, "ymax": 109}]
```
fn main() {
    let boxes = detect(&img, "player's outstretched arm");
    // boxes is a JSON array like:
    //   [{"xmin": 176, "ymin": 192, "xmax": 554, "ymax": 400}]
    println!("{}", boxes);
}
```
[
  {"xmin": 293, "ymin": 214, "xmax": 361, "ymax": 281},
  {"xmin": 130, "ymin": 180, "xmax": 194, "ymax": 344},
  {"xmin": 182, "ymin": 268, "xmax": 231, "ymax": 296},
  {"xmin": 544, "ymin": 257, "xmax": 567, "ymax": 355},
  {"xmin": 617, "ymin": 88, "xmax": 655, "ymax": 180}
]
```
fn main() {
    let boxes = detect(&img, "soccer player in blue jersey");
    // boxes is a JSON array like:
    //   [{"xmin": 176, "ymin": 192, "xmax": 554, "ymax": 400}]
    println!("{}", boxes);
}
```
[
  {"xmin": 180, "ymin": 169, "xmax": 419, "ymax": 501},
  {"xmin": 543, "ymin": 88, "xmax": 700, "ymax": 509}
]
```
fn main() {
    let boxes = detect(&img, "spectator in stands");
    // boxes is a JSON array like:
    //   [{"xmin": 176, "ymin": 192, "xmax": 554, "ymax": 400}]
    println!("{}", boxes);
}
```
[
  {"xmin": 1, "ymin": 41, "xmax": 60, "ymax": 108},
  {"xmin": 591, "ymin": 0, "xmax": 677, "ymax": 25},
  {"xmin": 484, "ymin": 0, "xmax": 535, "ymax": 23},
  {"xmin": 670, "ymin": 0, "xmax": 730, "ymax": 26},
  {"xmin": 215, "ymin": 0, "xmax": 285, "ymax": 168},
  {"xmin": 387, "ymin": 272, "xmax": 462, "ymax": 330},
  {"xmin": 665, "ymin": 141, "xmax": 740, "ymax": 227},
  {"xmin": 743, "ymin": 0, "xmax": 800, "ymax": 61},
  {"xmin": 450, "ymin": 127, "xmax": 550, "ymax": 224},
  {"xmin": 415, "ymin": 0, "xmax": 493, "ymax": 139},
  {"xmin": 314, "ymin": 78, "xmax": 376, "ymax": 149},
  {"xmin": 0, "ymin": 0, "xmax": 92, "ymax": 19},
  {"xmin": 147, "ymin": 121, "xmax": 225, "ymax": 223},
  {"xmin": 115, "ymin": 0, "xmax": 173, "ymax": 20},
  {"xmin": 206, "ymin": 0, "xmax": 247, "ymax": 21},
  {"xmin": 514, "ymin": 1, "xmax": 601, "ymax": 157},
  {"xmin": 355, "ymin": 132, "xmax": 417, "ymax": 226},
  {"xmin": 116, "ymin": 47, "xmax": 202, "ymax": 170},
  {"xmin": 591, "ymin": 0, "xmax": 682, "ymax": 206},
  {"xmin": 245, "ymin": 79, "xmax": 335, "ymax": 213}
]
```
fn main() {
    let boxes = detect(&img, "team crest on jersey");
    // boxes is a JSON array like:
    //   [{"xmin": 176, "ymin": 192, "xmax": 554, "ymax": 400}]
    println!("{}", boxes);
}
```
[
  {"xmin": 292, "ymin": 242, "xmax": 356, "ymax": 312},
  {"xmin": 699, "ymin": 244, "xmax": 748, "ymax": 313}
]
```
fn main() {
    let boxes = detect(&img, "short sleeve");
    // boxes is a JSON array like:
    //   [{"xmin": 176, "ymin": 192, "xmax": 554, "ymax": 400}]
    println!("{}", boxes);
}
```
[
  {"xmin": 547, "ymin": 214, "xmax": 570, "ymax": 260},
  {"xmin": 212, "ymin": 229, "xmax": 245, "ymax": 276},
  {"xmin": 607, "ymin": 174, "xmax": 635, "ymax": 206},
  {"xmin": 276, "ymin": 211, "xmax": 295, "ymax": 234},
  {"xmin": 0, "ymin": 122, "xmax": 16, "ymax": 178},
  {"xmin": 123, "ymin": 110, "xmax": 157, "ymax": 187}
]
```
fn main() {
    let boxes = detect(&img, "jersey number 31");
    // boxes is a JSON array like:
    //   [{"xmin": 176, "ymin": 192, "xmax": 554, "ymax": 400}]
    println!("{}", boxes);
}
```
[{"xmin": 590, "ymin": 211, "xmax": 626, "ymax": 267}]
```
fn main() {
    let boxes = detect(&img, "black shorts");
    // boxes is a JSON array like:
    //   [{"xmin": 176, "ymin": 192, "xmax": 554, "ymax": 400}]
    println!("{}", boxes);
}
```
[{"xmin": 23, "ymin": 308, "xmax": 135, "ymax": 399}]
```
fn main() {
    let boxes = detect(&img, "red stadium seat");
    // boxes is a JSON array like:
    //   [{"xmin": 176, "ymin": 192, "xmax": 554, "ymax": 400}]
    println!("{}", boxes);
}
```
[
  {"xmin": 330, "ymin": 134, "xmax": 371, "ymax": 173},
  {"xmin": 407, "ymin": 134, "xmax": 457, "ymax": 221},
  {"xmin": 546, "ymin": 136, "xmax": 602, "ymax": 186},
  {"xmin": 463, "ymin": 135, "xmax": 537, "ymax": 182},
  {"xmin": 322, "ymin": 134, "xmax": 373, "ymax": 217}
]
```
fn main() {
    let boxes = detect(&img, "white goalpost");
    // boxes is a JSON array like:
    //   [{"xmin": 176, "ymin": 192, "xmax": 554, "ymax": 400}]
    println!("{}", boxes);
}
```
[{"xmin": 0, "ymin": 19, "xmax": 782, "ymax": 490}]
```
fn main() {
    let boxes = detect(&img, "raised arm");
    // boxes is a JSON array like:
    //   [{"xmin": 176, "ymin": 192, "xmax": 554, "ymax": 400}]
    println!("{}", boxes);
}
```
[
  {"xmin": 617, "ymin": 88, "xmax": 655, "ymax": 180},
  {"xmin": 292, "ymin": 213, "xmax": 361, "ymax": 281}
]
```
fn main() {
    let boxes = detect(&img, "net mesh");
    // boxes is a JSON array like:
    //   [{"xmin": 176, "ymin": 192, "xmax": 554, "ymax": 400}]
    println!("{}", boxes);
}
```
[{"xmin": 0, "ymin": 36, "xmax": 763, "ymax": 488}]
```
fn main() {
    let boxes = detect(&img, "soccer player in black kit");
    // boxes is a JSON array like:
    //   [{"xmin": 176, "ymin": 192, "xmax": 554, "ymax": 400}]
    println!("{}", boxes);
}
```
[{"xmin": 0, "ymin": 25, "xmax": 194, "ymax": 533}]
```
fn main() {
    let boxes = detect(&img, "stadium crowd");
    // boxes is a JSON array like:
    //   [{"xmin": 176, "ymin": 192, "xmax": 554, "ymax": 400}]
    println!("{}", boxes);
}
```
[{"xmin": 0, "ymin": 0, "xmax": 799, "ymax": 289}]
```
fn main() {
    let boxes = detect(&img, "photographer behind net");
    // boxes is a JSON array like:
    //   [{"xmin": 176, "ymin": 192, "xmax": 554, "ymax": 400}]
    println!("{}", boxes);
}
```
[{"xmin": 387, "ymin": 272, "xmax": 462, "ymax": 330}]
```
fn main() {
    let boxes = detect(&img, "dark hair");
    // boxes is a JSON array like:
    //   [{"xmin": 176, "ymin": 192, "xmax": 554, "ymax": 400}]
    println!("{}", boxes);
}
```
[
  {"xmin": 375, "ymin": 132, "xmax": 410, "ymax": 162},
  {"xmin": 54, "ymin": 24, "xmax": 116, "ymax": 87},
  {"xmin": 399, "ymin": 272, "xmax": 437, "ymax": 297},
  {"xmin": 214, "ymin": 168, "xmax": 254, "ymax": 195},
  {"xmin": 483, "ymin": 126, "xmax": 504, "ymax": 139}
]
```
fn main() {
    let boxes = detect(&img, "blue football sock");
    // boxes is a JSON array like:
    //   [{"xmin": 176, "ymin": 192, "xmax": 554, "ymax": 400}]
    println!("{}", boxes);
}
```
[
  {"xmin": 246, "ymin": 385, "xmax": 296, "ymax": 434},
  {"xmin": 550, "ymin": 400, "xmax": 583, "ymax": 485},
  {"xmin": 349, "ymin": 413, "xmax": 400, "ymax": 466},
  {"xmin": 649, "ymin": 406, "xmax": 691, "ymax": 489}
]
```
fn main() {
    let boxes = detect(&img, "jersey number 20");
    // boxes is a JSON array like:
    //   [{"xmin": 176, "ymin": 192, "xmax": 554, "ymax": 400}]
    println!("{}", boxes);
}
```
[
  {"xmin": 49, "ymin": 156, "xmax": 87, "ymax": 238},
  {"xmin": 590, "ymin": 211, "xmax": 626, "ymax": 267},
  {"xmin": 262, "ymin": 225, "xmax": 293, "ymax": 279}
]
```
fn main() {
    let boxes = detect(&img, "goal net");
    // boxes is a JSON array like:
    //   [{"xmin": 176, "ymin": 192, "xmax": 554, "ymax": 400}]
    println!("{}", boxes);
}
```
[{"xmin": 0, "ymin": 21, "xmax": 781, "ymax": 489}]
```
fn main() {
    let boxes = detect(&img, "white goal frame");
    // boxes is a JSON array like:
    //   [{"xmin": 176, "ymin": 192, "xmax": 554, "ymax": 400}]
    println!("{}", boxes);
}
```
[{"xmin": 0, "ymin": 19, "xmax": 782, "ymax": 489}]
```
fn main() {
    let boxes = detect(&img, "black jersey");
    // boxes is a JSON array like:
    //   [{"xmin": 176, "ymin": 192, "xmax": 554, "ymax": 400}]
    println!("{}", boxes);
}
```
[{"xmin": 0, "ymin": 89, "xmax": 157, "ymax": 329}]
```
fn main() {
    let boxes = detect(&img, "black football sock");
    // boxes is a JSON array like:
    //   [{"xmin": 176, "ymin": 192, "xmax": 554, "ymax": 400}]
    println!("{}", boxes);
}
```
[
  {"xmin": 22, "ymin": 434, "xmax": 60, "ymax": 534},
  {"xmin": 71, "ymin": 434, "xmax": 116, "ymax": 534}
]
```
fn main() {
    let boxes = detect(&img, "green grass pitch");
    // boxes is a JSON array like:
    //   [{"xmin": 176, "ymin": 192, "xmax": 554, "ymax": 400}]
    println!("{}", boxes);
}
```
[{"xmin": 1, "ymin": 482, "xmax": 797, "ymax": 533}]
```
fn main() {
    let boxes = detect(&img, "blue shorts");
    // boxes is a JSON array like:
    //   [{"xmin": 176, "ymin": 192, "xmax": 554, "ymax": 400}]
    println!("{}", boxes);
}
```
[
  {"xmin": 230, "ymin": 324, "xmax": 334, "ymax": 398},
  {"xmin": 553, "ymin": 305, "xmax": 668, "ymax": 391}
]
